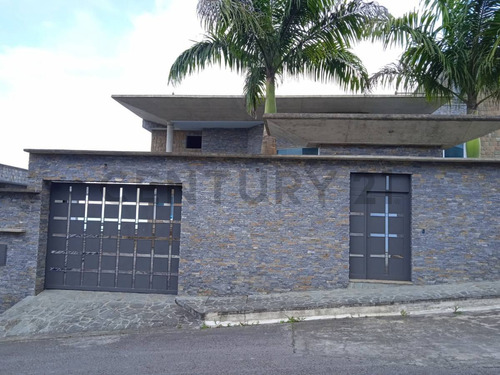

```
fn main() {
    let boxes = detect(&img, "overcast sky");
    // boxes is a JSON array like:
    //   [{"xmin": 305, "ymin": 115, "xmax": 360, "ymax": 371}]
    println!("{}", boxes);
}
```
[{"xmin": 0, "ymin": 0, "xmax": 421, "ymax": 168}]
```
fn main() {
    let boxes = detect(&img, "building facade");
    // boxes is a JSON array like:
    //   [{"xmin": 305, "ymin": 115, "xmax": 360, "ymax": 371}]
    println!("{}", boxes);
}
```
[{"xmin": 0, "ymin": 96, "xmax": 499, "ymax": 313}]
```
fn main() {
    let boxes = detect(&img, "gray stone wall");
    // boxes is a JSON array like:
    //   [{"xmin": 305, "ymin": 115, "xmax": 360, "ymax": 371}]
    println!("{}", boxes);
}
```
[
  {"xmin": 202, "ymin": 128, "xmax": 249, "ymax": 154},
  {"xmin": 247, "ymin": 125, "xmax": 264, "ymax": 154},
  {"xmin": 201, "ymin": 126, "xmax": 264, "ymax": 155},
  {"xmin": 411, "ymin": 164, "xmax": 499, "ymax": 284},
  {"xmin": 319, "ymin": 145, "xmax": 443, "ymax": 157},
  {"xmin": 0, "ymin": 190, "xmax": 41, "ymax": 313},
  {"xmin": 21, "ymin": 152, "xmax": 499, "ymax": 298},
  {"xmin": 0, "ymin": 164, "xmax": 28, "ymax": 187}
]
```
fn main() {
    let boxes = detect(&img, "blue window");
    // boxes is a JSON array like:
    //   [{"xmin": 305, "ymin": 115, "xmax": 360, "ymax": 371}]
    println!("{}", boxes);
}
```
[
  {"xmin": 444, "ymin": 143, "xmax": 466, "ymax": 158},
  {"xmin": 278, "ymin": 148, "xmax": 319, "ymax": 155}
]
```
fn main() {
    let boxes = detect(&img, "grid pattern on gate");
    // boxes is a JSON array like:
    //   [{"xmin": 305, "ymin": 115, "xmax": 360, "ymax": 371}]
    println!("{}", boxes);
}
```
[
  {"xmin": 45, "ymin": 183, "xmax": 182, "ymax": 294},
  {"xmin": 349, "ymin": 174, "xmax": 411, "ymax": 281}
]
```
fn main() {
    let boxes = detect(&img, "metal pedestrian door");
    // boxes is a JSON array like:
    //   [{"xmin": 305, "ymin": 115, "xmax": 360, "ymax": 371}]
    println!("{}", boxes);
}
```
[
  {"xmin": 45, "ymin": 183, "xmax": 181, "ymax": 294},
  {"xmin": 349, "ymin": 174, "xmax": 411, "ymax": 281}
]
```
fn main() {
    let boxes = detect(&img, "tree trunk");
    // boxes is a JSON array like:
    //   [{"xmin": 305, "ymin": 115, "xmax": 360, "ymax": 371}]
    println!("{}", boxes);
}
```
[
  {"xmin": 265, "ymin": 77, "xmax": 277, "ymax": 114},
  {"xmin": 466, "ymin": 95, "xmax": 478, "ymax": 115},
  {"xmin": 465, "ymin": 95, "xmax": 481, "ymax": 158},
  {"xmin": 261, "ymin": 76, "xmax": 277, "ymax": 155}
]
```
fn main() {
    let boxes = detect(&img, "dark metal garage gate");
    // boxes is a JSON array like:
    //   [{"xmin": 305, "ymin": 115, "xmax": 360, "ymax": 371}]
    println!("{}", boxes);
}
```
[
  {"xmin": 349, "ymin": 174, "xmax": 411, "ymax": 281},
  {"xmin": 45, "ymin": 183, "xmax": 181, "ymax": 294}
]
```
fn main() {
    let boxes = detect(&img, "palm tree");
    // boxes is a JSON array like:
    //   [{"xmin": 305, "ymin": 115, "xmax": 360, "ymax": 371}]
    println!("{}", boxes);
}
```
[
  {"xmin": 371, "ymin": 0, "xmax": 500, "ymax": 157},
  {"xmin": 168, "ymin": 0, "xmax": 388, "ymax": 116}
]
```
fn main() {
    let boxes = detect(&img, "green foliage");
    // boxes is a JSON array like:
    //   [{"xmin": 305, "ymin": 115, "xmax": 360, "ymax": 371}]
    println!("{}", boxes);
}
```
[
  {"xmin": 169, "ymin": 0, "xmax": 389, "ymax": 115},
  {"xmin": 466, "ymin": 138, "xmax": 481, "ymax": 157},
  {"xmin": 371, "ymin": 0, "xmax": 500, "ymax": 113},
  {"xmin": 285, "ymin": 315, "xmax": 304, "ymax": 323}
]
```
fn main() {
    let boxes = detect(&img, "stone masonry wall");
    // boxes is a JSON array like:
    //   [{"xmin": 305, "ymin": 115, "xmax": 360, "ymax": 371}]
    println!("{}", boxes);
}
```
[
  {"xmin": 0, "ymin": 164, "xmax": 28, "ymax": 186},
  {"xmin": 21, "ymin": 152, "xmax": 499, "ymax": 298},
  {"xmin": 319, "ymin": 145, "xmax": 443, "ymax": 157},
  {"xmin": 173, "ymin": 130, "xmax": 203, "ymax": 154},
  {"xmin": 0, "ymin": 190, "xmax": 41, "ymax": 313},
  {"xmin": 247, "ymin": 124, "xmax": 264, "ymax": 154},
  {"xmin": 411, "ymin": 164, "xmax": 499, "ymax": 284},
  {"xmin": 202, "ymin": 128, "xmax": 249, "ymax": 154},
  {"xmin": 477, "ymin": 100, "xmax": 500, "ymax": 159},
  {"xmin": 480, "ymin": 130, "xmax": 500, "ymax": 159}
]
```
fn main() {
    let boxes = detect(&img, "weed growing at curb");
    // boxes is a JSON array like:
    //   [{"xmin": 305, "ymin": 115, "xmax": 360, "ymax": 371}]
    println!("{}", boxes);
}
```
[
  {"xmin": 453, "ymin": 305, "xmax": 463, "ymax": 315},
  {"xmin": 200, "ymin": 322, "xmax": 210, "ymax": 329},
  {"xmin": 400, "ymin": 309, "xmax": 408, "ymax": 318},
  {"xmin": 284, "ymin": 316, "xmax": 304, "ymax": 323}
]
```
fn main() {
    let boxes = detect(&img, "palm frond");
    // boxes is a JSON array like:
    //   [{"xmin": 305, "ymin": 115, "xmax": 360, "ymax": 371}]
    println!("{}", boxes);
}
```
[
  {"xmin": 372, "ymin": 0, "xmax": 500, "ymax": 111},
  {"xmin": 168, "ymin": 32, "xmax": 250, "ymax": 85},
  {"xmin": 197, "ymin": 0, "xmax": 264, "ymax": 39},
  {"xmin": 171, "ymin": 1, "xmax": 396, "ymax": 114},
  {"xmin": 293, "ymin": 42, "xmax": 369, "ymax": 92},
  {"xmin": 243, "ymin": 66, "xmax": 266, "ymax": 115},
  {"xmin": 168, "ymin": 39, "xmax": 225, "ymax": 85}
]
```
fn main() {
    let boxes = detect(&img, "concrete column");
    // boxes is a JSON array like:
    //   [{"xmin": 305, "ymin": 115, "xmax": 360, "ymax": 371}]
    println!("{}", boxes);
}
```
[{"xmin": 166, "ymin": 123, "xmax": 174, "ymax": 153}]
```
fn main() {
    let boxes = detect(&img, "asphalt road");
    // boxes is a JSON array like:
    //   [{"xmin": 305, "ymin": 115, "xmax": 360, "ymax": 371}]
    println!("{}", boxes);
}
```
[{"xmin": 1, "ymin": 311, "xmax": 499, "ymax": 375}]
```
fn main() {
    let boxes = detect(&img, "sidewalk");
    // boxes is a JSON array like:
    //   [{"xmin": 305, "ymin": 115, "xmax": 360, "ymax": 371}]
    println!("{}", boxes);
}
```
[
  {"xmin": 0, "ymin": 290, "xmax": 200, "ymax": 341},
  {"xmin": 175, "ymin": 280, "xmax": 500, "ymax": 326},
  {"xmin": 1, "ymin": 280, "xmax": 499, "ymax": 340}
]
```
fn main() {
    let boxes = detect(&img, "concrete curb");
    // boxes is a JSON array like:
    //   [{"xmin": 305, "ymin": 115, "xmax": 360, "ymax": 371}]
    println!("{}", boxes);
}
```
[{"xmin": 202, "ymin": 298, "xmax": 500, "ymax": 327}]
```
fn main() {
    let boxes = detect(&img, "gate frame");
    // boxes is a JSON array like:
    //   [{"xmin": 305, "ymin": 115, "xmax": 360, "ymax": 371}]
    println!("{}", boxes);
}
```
[
  {"xmin": 43, "ymin": 181, "xmax": 182, "ymax": 295},
  {"xmin": 349, "ymin": 173, "xmax": 412, "ymax": 282}
]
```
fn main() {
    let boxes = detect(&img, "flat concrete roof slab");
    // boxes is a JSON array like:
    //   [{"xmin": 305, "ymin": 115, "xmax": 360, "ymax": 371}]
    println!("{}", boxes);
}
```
[
  {"xmin": 112, "ymin": 95, "xmax": 443, "ymax": 126},
  {"xmin": 264, "ymin": 114, "xmax": 500, "ymax": 148}
]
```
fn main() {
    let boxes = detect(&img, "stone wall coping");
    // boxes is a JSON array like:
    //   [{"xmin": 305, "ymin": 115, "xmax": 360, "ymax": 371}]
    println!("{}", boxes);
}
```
[
  {"xmin": 0, "ymin": 163, "xmax": 28, "ymax": 172},
  {"xmin": 25, "ymin": 149, "xmax": 500, "ymax": 165}
]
